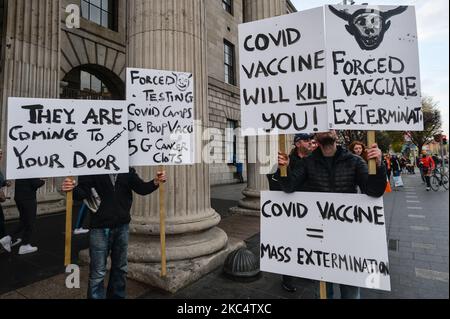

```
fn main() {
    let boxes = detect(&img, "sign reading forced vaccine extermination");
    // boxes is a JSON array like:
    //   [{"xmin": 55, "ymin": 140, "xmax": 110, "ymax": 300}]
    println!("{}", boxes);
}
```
[
  {"xmin": 325, "ymin": 5, "xmax": 423, "ymax": 131},
  {"xmin": 127, "ymin": 68, "xmax": 195, "ymax": 166},
  {"xmin": 260, "ymin": 191, "xmax": 391, "ymax": 291},
  {"xmin": 238, "ymin": 8, "xmax": 329, "ymax": 135},
  {"xmin": 6, "ymin": 98, "xmax": 129, "ymax": 179}
]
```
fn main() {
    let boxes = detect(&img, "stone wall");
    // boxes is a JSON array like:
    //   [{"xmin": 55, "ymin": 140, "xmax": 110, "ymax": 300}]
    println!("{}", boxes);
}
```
[{"xmin": 206, "ymin": 0, "xmax": 245, "ymax": 185}]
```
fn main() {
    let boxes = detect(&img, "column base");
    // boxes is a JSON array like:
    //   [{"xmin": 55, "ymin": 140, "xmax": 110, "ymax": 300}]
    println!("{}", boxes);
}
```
[
  {"xmin": 229, "ymin": 206, "xmax": 260, "ymax": 217},
  {"xmin": 129, "ymin": 238, "xmax": 244, "ymax": 293},
  {"xmin": 128, "ymin": 227, "xmax": 228, "ymax": 263}
]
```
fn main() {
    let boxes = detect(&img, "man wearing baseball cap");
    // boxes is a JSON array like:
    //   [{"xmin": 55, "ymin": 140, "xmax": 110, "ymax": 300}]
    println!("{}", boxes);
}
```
[{"xmin": 267, "ymin": 133, "xmax": 314, "ymax": 292}]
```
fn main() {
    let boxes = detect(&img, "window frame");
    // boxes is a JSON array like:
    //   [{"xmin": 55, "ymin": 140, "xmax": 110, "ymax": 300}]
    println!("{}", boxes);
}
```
[
  {"xmin": 222, "ymin": 0, "xmax": 233, "ymax": 15},
  {"xmin": 223, "ymin": 40, "xmax": 236, "ymax": 86},
  {"xmin": 81, "ymin": 0, "xmax": 117, "ymax": 31},
  {"xmin": 226, "ymin": 119, "xmax": 238, "ymax": 165}
]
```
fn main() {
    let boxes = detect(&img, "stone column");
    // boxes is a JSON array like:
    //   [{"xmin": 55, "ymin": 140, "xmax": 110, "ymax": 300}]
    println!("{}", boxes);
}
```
[
  {"xmin": 230, "ymin": 0, "xmax": 287, "ymax": 216},
  {"xmin": 0, "ymin": 0, "xmax": 62, "ymax": 206},
  {"xmin": 126, "ymin": 0, "xmax": 243, "ymax": 293}
]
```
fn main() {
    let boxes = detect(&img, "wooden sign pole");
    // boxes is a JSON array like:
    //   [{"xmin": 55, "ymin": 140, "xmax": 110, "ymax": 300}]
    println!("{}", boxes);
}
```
[
  {"xmin": 320, "ymin": 281, "xmax": 327, "ymax": 299},
  {"xmin": 368, "ymin": 131, "xmax": 377, "ymax": 175},
  {"xmin": 159, "ymin": 166, "xmax": 167, "ymax": 278},
  {"xmin": 64, "ymin": 177, "xmax": 73, "ymax": 267},
  {"xmin": 279, "ymin": 135, "xmax": 287, "ymax": 177}
]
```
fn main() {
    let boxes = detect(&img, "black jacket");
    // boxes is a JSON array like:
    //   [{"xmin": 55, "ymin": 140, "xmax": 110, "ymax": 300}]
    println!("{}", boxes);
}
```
[
  {"xmin": 277, "ymin": 146, "xmax": 387, "ymax": 197},
  {"xmin": 267, "ymin": 149, "xmax": 308, "ymax": 192},
  {"xmin": 73, "ymin": 168, "xmax": 159, "ymax": 229},
  {"xmin": 14, "ymin": 179, "xmax": 45, "ymax": 201}
]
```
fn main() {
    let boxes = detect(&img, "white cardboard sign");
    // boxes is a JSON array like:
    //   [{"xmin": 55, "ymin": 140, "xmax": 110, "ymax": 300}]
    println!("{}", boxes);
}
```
[
  {"xmin": 238, "ymin": 8, "xmax": 329, "ymax": 136},
  {"xmin": 261, "ymin": 191, "xmax": 391, "ymax": 291},
  {"xmin": 6, "ymin": 98, "xmax": 129, "ymax": 179},
  {"xmin": 126, "ymin": 68, "xmax": 195, "ymax": 166},
  {"xmin": 325, "ymin": 5, "xmax": 423, "ymax": 131}
]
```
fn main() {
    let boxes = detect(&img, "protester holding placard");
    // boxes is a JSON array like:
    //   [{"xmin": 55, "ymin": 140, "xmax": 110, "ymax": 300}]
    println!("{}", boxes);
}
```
[
  {"xmin": 10, "ymin": 178, "xmax": 46, "ymax": 255},
  {"xmin": 268, "ymin": 133, "xmax": 314, "ymax": 292},
  {"xmin": 277, "ymin": 130, "xmax": 386, "ymax": 299},
  {"xmin": 61, "ymin": 168, "xmax": 167, "ymax": 299}
]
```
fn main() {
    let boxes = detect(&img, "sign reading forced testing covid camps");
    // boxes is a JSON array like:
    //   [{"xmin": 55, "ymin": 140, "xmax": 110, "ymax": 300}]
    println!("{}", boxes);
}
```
[
  {"xmin": 325, "ymin": 5, "xmax": 423, "ymax": 131},
  {"xmin": 6, "ymin": 98, "xmax": 129, "ymax": 179},
  {"xmin": 238, "ymin": 8, "xmax": 329, "ymax": 136},
  {"xmin": 127, "ymin": 68, "xmax": 195, "ymax": 166},
  {"xmin": 260, "ymin": 191, "xmax": 391, "ymax": 291}
]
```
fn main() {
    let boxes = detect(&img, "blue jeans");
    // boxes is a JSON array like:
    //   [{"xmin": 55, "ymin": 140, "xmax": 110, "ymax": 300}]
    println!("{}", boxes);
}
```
[{"xmin": 88, "ymin": 224, "xmax": 129, "ymax": 299}]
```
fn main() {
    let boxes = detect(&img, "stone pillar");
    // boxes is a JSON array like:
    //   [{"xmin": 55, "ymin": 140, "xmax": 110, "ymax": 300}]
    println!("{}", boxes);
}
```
[
  {"xmin": 126, "ymin": 0, "xmax": 243, "ymax": 293},
  {"xmin": 0, "ymin": 0, "xmax": 62, "ymax": 202},
  {"xmin": 230, "ymin": 0, "xmax": 287, "ymax": 216}
]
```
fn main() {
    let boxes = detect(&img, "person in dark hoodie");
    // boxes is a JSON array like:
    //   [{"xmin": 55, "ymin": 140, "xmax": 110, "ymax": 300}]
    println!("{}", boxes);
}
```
[
  {"xmin": 277, "ymin": 130, "xmax": 386, "ymax": 299},
  {"xmin": 61, "ymin": 168, "xmax": 167, "ymax": 300},
  {"xmin": 10, "ymin": 178, "xmax": 46, "ymax": 255},
  {"xmin": 267, "ymin": 133, "xmax": 314, "ymax": 292}
]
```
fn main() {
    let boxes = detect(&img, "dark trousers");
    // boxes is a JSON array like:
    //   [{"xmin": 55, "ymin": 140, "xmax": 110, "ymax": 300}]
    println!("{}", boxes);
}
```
[
  {"xmin": 425, "ymin": 176, "xmax": 431, "ymax": 188},
  {"xmin": 12, "ymin": 199, "xmax": 37, "ymax": 245},
  {"xmin": 0, "ymin": 206, "xmax": 5, "ymax": 238}
]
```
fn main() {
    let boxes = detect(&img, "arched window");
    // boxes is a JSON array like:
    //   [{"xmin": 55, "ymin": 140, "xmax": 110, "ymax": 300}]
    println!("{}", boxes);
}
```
[
  {"xmin": 81, "ymin": 0, "xmax": 117, "ymax": 31},
  {"xmin": 61, "ymin": 65, "xmax": 124, "ymax": 100}
]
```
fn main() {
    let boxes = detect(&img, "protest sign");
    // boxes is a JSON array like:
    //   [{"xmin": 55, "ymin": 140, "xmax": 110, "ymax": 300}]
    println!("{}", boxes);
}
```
[
  {"xmin": 261, "ymin": 191, "xmax": 391, "ymax": 291},
  {"xmin": 6, "ymin": 98, "xmax": 129, "ymax": 179},
  {"xmin": 127, "ymin": 68, "xmax": 195, "ymax": 166},
  {"xmin": 325, "ymin": 5, "xmax": 423, "ymax": 131},
  {"xmin": 238, "ymin": 8, "xmax": 329, "ymax": 136}
]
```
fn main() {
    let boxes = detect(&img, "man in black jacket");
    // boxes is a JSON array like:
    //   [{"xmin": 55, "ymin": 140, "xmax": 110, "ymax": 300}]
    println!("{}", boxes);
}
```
[
  {"xmin": 268, "ymin": 133, "xmax": 314, "ymax": 292},
  {"xmin": 277, "ymin": 130, "xmax": 386, "ymax": 299},
  {"xmin": 62, "ymin": 168, "xmax": 167, "ymax": 299}
]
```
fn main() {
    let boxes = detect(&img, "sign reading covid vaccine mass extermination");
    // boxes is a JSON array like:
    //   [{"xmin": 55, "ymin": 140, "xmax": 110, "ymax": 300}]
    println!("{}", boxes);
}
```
[
  {"xmin": 261, "ymin": 191, "xmax": 391, "ymax": 291},
  {"xmin": 6, "ymin": 98, "xmax": 129, "ymax": 179},
  {"xmin": 238, "ymin": 8, "xmax": 329, "ymax": 136},
  {"xmin": 325, "ymin": 5, "xmax": 423, "ymax": 131},
  {"xmin": 127, "ymin": 68, "xmax": 195, "ymax": 166}
]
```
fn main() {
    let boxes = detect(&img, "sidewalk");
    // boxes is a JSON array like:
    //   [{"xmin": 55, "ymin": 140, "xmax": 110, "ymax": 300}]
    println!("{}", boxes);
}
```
[{"xmin": 1, "ymin": 174, "xmax": 448, "ymax": 299}]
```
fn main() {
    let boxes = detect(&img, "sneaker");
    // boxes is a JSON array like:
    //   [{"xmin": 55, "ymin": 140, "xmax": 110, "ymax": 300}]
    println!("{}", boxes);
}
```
[
  {"xmin": 426, "ymin": 187, "xmax": 431, "ymax": 191},
  {"xmin": 18, "ymin": 244, "xmax": 38, "ymax": 255},
  {"xmin": 281, "ymin": 281, "xmax": 297, "ymax": 293},
  {"xmin": 0, "ymin": 236, "xmax": 12, "ymax": 253},
  {"xmin": 74, "ymin": 228, "xmax": 89, "ymax": 235}
]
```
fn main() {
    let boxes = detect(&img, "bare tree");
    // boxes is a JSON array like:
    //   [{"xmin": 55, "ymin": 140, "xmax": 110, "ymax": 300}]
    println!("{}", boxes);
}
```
[{"xmin": 409, "ymin": 96, "xmax": 442, "ymax": 153}]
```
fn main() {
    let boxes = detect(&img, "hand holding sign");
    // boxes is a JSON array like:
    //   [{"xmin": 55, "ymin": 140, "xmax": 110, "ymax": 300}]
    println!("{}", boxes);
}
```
[
  {"xmin": 61, "ymin": 178, "xmax": 76, "ymax": 193},
  {"xmin": 277, "ymin": 152, "xmax": 290, "ymax": 168},
  {"xmin": 154, "ymin": 171, "xmax": 167, "ymax": 186},
  {"xmin": 367, "ymin": 143, "xmax": 383, "ymax": 168}
]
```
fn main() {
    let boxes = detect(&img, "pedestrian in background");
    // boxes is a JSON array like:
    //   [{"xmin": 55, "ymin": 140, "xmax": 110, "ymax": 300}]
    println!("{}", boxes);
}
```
[
  {"xmin": 0, "ymin": 148, "xmax": 14, "ymax": 253},
  {"xmin": 349, "ymin": 141, "xmax": 368, "ymax": 162},
  {"xmin": 11, "ymin": 178, "xmax": 46, "ymax": 255},
  {"xmin": 420, "ymin": 153, "xmax": 435, "ymax": 191}
]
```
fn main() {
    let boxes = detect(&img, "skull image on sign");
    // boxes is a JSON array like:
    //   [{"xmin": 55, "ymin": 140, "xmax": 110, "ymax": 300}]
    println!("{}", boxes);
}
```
[{"xmin": 329, "ymin": 6, "xmax": 408, "ymax": 51}]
